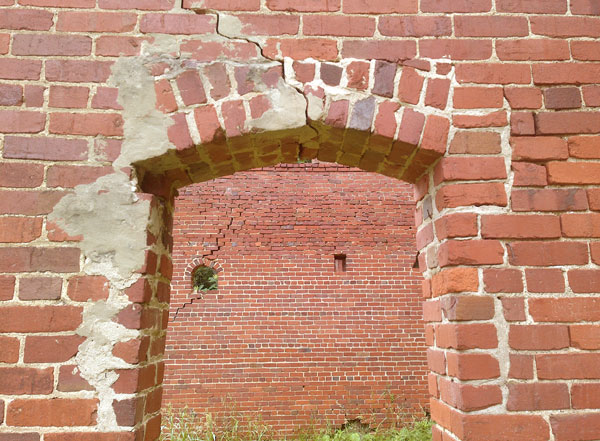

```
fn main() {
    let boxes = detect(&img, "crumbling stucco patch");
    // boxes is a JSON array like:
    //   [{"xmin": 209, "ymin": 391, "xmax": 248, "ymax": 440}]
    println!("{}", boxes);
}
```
[{"xmin": 247, "ymin": 78, "xmax": 308, "ymax": 132}]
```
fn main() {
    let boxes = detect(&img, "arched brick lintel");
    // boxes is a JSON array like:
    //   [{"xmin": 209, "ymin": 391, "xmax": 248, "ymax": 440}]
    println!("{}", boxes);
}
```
[{"xmin": 135, "ymin": 57, "xmax": 452, "ymax": 198}]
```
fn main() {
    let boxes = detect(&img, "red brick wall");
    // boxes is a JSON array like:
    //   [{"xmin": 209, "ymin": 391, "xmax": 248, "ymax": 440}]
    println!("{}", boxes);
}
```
[{"xmin": 163, "ymin": 162, "xmax": 428, "ymax": 433}]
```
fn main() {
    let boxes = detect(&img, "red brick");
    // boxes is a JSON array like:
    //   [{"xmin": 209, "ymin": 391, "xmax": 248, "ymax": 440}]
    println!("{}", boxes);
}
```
[
  {"xmin": 58, "ymin": 365, "xmax": 93, "ymax": 392},
  {"xmin": 502, "ymin": 297, "xmax": 526, "ymax": 321},
  {"xmin": 533, "ymin": 63, "xmax": 600, "ymax": 84},
  {"xmin": 45, "ymin": 60, "xmax": 113, "ymax": 83},
  {"xmin": 175, "ymin": 70, "xmax": 207, "ymax": 106},
  {"xmin": 562, "ymin": 213, "xmax": 600, "ymax": 238},
  {"xmin": 436, "ymin": 323, "xmax": 498, "ymax": 350},
  {"xmin": 0, "ymin": 190, "xmax": 68, "ymax": 216},
  {"xmin": 0, "ymin": 305, "xmax": 82, "ymax": 333},
  {"xmin": 13, "ymin": 34, "xmax": 91, "ymax": 56},
  {"xmin": 67, "ymin": 275, "xmax": 110, "ymax": 302},
  {"xmin": 570, "ymin": 325, "xmax": 600, "ymax": 350},
  {"xmin": 379, "ymin": 16, "xmax": 451, "ymax": 37},
  {"xmin": 455, "ymin": 15, "xmax": 528, "ymax": 37},
  {"xmin": 509, "ymin": 354, "xmax": 534, "ymax": 379},
  {"xmin": 544, "ymin": 87, "xmax": 582, "ymax": 110},
  {"xmin": 572, "ymin": 384, "xmax": 600, "ymax": 410},
  {"xmin": 91, "ymin": 87, "xmax": 122, "ymax": 110},
  {"xmin": 99, "ymin": 0, "xmax": 174, "ymax": 9},
  {"xmin": 504, "ymin": 87, "xmax": 543, "ymax": 109},
  {"xmin": 512, "ymin": 188, "xmax": 589, "ymax": 211},
  {"xmin": 427, "ymin": 348, "xmax": 446, "ymax": 375},
  {"xmin": 526, "ymin": 268, "xmax": 565, "ymax": 293},
  {"xmin": 434, "ymin": 157, "xmax": 506, "ymax": 185},
  {"xmin": 425, "ymin": 79, "xmax": 450, "ymax": 110},
  {"xmin": 0, "ymin": 367, "xmax": 53, "ymax": 395},
  {"xmin": 456, "ymin": 63, "xmax": 531, "ymax": 84},
  {"xmin": 552, "ymin": 413, "xmax": 600, "ymax": 441},
  {"xmin": 435, "ymin": 213, "xmax": 478, "ymax": 240},
  {"xmin": 398, "ymin": 67, "xmax": 424, "ymax": 105},
  {"xmin": 497, "ymin": 39, "xmax": 570, "ymax": 61},
  {"xmin": 320, "ymin": 63, "xmax": 343, "ymax": 86},
  {"xmin": 569, "ymin": 136, "xmax": 600, "ymax": 159},
  {"xmin": 509, "ymin": 325, "xmax": 570, "ymax": 350},
  {"xmin": 113, "ymin": 364, "xmax": 156, "ymax": 393},
  {"xmin": 47, "ymin": 165, "xmax": 113, "ymax": 188},
  {"xmin": 508, "ymin": 241, "xmax": 588, "ymax": 266},
  {"xmin": 185, "ymin": 0, "xmax": 258, "ymax": 10},
  {"xmin": 49, "ymin": 85, "xmax": 89, "ymax": 109},
  {"xmin": 343, "ymin": 40, "xmax": 416, "ymax": 63},
  {"xmin": 441, "ymin": 295, "xmax": 495, "ymax": 321},
  {"xmin": 373, "ymin": 101, "xmax": 399, "ymax": 138},
  {"xmin": 266, "ymin": 0, "xmax": 339, "ymax": 11},
  {"xmin": 438, "ymin": 240, "xmax": 504, "ymax": 267},
  {"xmin": 45, "ymin": 434, "xmax": 133, "ymax": 441},
  {"xmin": 497, "ymin": 0, "xmax": 567, "ymax": 12},
  {"xmin": 431, "ymin": 267, "xmax": 479, "ymax": 297},
  {"xmin": 0, "ymin": 336, "xmax": 19, "ymax": 363},
  {"xmin": 453, "ymin": 87, "xmax": 503, "ymax": 109},
  {"xmin": 293, "ymin": 61, "xmax": 316, "ymax": 84},
  {"xmin": 18, "ymin": 277, "xmax": 62, "ymax": 300},
  {"xmin": 531, "ymin": 16, "xmax": 600, "ymax": 37},
  {"xmin": 96, "ymin": 35, "xmax": 147, "ymax": 56},
  {"xmin": 265, "ymin": 37, "xmax": 338, "ymax": 60},
  {"xmin": 419, "ymin": 39, "xmax": 492, "ymax": 60},
  {"xmin": 481, "ymin": 214, "xmax": 561, "ymax": 239},
  {"xmin": 449, "ymin": 131, "xmax": 501, "ymax": 154},
  {"xmin": 0, "ymin": 34, "xmax": 7, "ymax": 55},
  {"xmin": 593, "ymin": 242, "xmax": 600, "ymax": 264},
  {"xmin": 572, "ymin": 41, "xmax": 600, "ymax": 61},
  {"xmin": 462, "ymin": 415, "xmax": 550, "ymax": 441},
  {"xmin": 436, "ymin": 183, "xmax": 507, "ymax": 209},
  {"xmin": 446, "ymin": 352, "xmax": 500, "ymax": 380},
  {"xmin": 483, "ymin": 269, "xmax": 523, "ymax": 293},
  {"xmin": 140, "ymin": 13, "xmax": 215, "ymax": 34},
  {"xmin": 49, "ymin": 113, "xmax": 123, "ymax": 137},
  {"xmin": 537, "ymin": 353, "xmax": 600, "ymax": 379},
  {"xmin": 18, "ymin": 86, "xmax": 41, "ymax": 107},
  {"xmin": 0, "ymin": 110, "xmax": 45, "ymax": 134},
  {"xmin": 113, "ymin": 338, "xmax": 149, "ymax": 364},
  {"xmin": 20, "ymin": 0, "xmax": 94, "ymax": 5},
  {"xmin": 507, "ymin": 382, "xmax": 570, "ymax": 411},
  {"xmin": 0, "ymin": 59, "xmax": 42, "ymax": 81},
  {"xmin": 24, "ymin": 335, "xmax": 85, "ymax": 363},
  {"xmin": 420, "ymin": 0, "xmax": 491, "ymax": 12},
  {"xmin": 512, "ymin": 162, "xmax": 548, "ymax": 187},
  {"xmin": 344, "ymin": 0, "xmax": 417, "ymax": 13},
  {"xmin": 7, "ymin": 399, "xmax": 98, "ymax": 427},
  {"xmin": 0, "ymin": 84, "xmax": 23, "ymax": 106},
  {"xmin": 529, "ymin": 298, "xmax": 600, "ymax": 322},
  {"xmin": 57, "ymin": 11, "xmax": 138, "ymax": 32},
  {"xmin": 438, "ymin": 378, "xmax": 502, "ymax": 411},
  {"xmin": 547, "ymin": 161, "xmax": 600, "ymax": 184},
  {"xmin": 0, "ymin": 162, "xmax": 45, "ymax": 188},
  {"xmin": 0, "ymin": 276, "xmax": 15, "ymax": 301},
  {"xmin": 113, "ymin": 397, "xmax": 145, "ymax": 427},
  {"xmin": 571, "ymin": 0, "xmax": 600, "ymax": 14},
  {"xmin": 0, "ymin": 9, "xmax": 54, "ymax": 30},
  {"xmin": 3, "ymin": 136, "xmax": 88, "ymax": 161},
  {"xmin": 453, "ymin": 110, "xmax": 508, "ymax": 128},
  {"xmin": 304, "ymin": 15, "xmax": 374, "ymax": 37},
  {"xmin": 511, "ymin": 136, "xmax": 568, "ymax": 161},
  {"xmin": 568, "ymin": 269, "xmax": 600, "ymax": 293}
]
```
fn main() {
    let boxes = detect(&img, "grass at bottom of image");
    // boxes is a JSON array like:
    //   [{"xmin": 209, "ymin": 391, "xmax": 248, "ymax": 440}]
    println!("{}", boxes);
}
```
[{"xmin": 159, "ymin": 406, "xmax": 432, "ymax": 441}]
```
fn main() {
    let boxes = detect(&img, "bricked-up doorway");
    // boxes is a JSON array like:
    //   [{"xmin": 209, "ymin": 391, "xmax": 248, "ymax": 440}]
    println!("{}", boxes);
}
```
[{"xmin": 162, "ymin": 161, "xmax": 429, "ymax": 435}]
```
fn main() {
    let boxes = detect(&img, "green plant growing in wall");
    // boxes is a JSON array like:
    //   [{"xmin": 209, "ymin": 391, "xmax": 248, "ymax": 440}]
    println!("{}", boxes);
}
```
[{"xmin": 192, "ymin": 266, "xmax": 218, "ymax": 293}]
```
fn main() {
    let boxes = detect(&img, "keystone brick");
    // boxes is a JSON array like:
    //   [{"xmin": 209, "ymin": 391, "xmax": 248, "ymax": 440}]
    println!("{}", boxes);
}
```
[
  {"xmin": 372, "ymin": 61, "xmax": 397, "ymax": 98},
  {"xmin": 7, "ymin": 399, "xmax": 98, "ymax": 427}
]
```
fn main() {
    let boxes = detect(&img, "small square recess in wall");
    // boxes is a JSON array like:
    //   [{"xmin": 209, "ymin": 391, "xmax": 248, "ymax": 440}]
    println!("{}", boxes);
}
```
[{"xmin": 334, "ymin": 254, "xmax": 347, "ymax": 273}]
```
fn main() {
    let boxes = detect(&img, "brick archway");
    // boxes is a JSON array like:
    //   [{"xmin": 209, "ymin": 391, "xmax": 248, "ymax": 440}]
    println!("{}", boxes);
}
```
[{"xmin": 2, "ymin": 4, "xmax": 599, "ymax": 441}]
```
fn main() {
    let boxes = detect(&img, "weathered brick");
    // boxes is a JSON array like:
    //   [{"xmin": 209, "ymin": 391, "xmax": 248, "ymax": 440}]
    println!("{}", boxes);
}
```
[
  {"xmin": 438, "ymin": 240, "xmax": 504, "ymax": 267},
  {"xmin": 140, "ymin": 13, "xmax": 215, "ymax": 34},
  {"xmin": 481, "ymin": 214, "xmax": 561, "ymax": 239},
  {"xmin": 0, "ymin": 9, "xmax": 54, "ymax": 30},
  {"xmin": 49, "ymin": 113, "xmax": 124, "ymax": 137},
  {"xmin": 0, "ymin": 367, "xmax": 53, "ymax": 395},
  {"xmin": 512, "ymin": 188, "xmax": 589, "ymax": 212},
  {"xmin": 449, "ymin": 131, "xmax": 501, "ymax": 154},
  {"xmin": 57, "ymin": 11, "xmax": 138, "ymax": 32},
  {"xmin": 526, "ymin": 268, "xmax": 565, "ymax": 293},
  {"xmin": 508, "ymin": 241, "xmax": 588, "ymax": 266},
  {"xmin": 509, "ymin": 325, "xmax": 570, "ymax": 350},
  {"xmin": 507, "ymin": 382, "xmax": 570, "ymax": 411},
  {"xmin": 18, "ymin": 277, "xmax": 62, "ymax": 300},
  {"xmin": 496, "ymin": 39, "xmax": 570, "ymax": 61},
  {"xmin": 420, "ymin": 39, "xmax": 492, "ymax": 60},
  {"xmin": 304, "ymin": 15, "xmax": 374, "ymax": 37},
  {"xmin": 0, "ymin": 336, "xmax": 19, "ymax": 363},
  {"xmin": 45, "ymin": 60, "xmax": 113, "ymax": 83},
  {"xmin": 483, "ymin": 269, "xmax": 523, "ymax": 293},
  {"xmin": 3, "ymin": 136, "xmax": 88, "ymax": 161},
  {"xmin": 342, "ymin": 40, "xmax": 416, "ymax": 63},
  {"xmin": 12, "ymin": 34, "xmax": 91, "ymax": 56},
  {"xmin": 436, "ymin": 183, "xmax": 507, "ymax": 209},
  {"xmin": 7, "ymin": 399, "xmax": 98, "ymax": 427}
]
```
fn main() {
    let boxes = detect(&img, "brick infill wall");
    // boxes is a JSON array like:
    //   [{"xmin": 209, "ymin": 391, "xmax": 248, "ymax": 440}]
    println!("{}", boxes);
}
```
[{"xmin": 163, "ymin": 162, "xmax": 428, "ymax": 434}]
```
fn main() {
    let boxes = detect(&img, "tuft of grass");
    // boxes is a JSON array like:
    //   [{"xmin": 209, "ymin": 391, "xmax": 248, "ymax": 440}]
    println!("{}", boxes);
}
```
[{"xmin": 159, "ymin": 407, "xmax": 431, "ymax": 441}]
